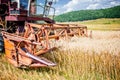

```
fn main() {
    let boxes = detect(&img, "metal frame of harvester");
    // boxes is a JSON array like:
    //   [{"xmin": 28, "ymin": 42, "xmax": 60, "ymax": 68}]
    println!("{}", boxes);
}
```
[{"xmin": 0, "ymin": 0, "xmax": 87, "ymax": 68}]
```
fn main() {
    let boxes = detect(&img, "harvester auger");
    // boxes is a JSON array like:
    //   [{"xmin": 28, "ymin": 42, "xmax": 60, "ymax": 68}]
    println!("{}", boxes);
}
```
[{"xmin": 0, "ymin": 0, "xmax": 88, "ymax": 68}]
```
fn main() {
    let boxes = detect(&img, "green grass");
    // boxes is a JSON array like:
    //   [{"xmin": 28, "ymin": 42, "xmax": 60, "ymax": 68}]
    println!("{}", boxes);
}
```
[
  {"xmin": 60, "ymin": 18, "xmax": 120, "ymax": 31},
  {"xmin": 80, "ymin": 18, "xmax": 120, "ymax": 24},
  {"xmin": 81, "ymin": 18, "xmax": 120, "ymax": 31}
]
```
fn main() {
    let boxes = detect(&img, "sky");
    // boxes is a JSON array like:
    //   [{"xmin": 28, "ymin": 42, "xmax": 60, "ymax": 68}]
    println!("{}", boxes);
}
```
[{"xmin": 51, "ymin": 0, "xmax": 120, "ymax": 15}]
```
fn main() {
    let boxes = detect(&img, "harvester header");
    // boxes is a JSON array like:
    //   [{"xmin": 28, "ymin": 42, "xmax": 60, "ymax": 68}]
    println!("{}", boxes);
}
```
[{"xmin": 0, "ymin": 0, "xmax": 88, "ymax": 68}]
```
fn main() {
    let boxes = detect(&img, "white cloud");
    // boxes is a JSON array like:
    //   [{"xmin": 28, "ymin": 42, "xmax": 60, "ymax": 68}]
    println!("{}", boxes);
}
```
[
  {"xmin": 86, "ymin": 3, "xmax": 100, "ymax": 9},
  {"xmin": 110, "ymin": 1, "xmax": 120, "ymax": 6},
  {"xmin": 111, "ymin": 1, "xmax": 116, "ymax": 5},
  {"xmin": 63, "ymin": 0, "xmax": 90, "ymax": 12},
  {"xmin": 52, "ymin": 0, "xmax": 59, "ymax": 3},
  {"xmin": 55, "ymin": 0, "xmax": 120, "ymax": 14}
]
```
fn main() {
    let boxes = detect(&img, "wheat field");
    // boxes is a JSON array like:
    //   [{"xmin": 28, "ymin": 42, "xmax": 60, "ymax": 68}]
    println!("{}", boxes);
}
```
[
  {"xmin": 56, "ymin": 31, "xmax": 120, "ymax": 54},
  {"xmin": 0, "ymin": 18, "xmax": 120, "ymax": 80}
]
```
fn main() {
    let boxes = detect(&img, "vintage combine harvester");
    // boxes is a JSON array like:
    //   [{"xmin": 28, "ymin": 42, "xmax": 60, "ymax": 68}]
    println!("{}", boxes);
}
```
[{"xmin": 0, "ymin": 0, "xmax": 87, "ymax": 68}]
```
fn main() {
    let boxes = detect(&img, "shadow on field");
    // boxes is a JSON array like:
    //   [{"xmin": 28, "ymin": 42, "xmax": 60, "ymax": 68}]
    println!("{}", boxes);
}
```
[{"xmin": 19, "ymin": 67, "xmax": 56, "ymax": 73}]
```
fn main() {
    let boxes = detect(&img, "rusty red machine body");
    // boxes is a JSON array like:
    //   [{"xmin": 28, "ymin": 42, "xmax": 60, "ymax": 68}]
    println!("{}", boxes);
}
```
[{"xmin": 0, "ymin": 0, "xmax": 87, "ymax": 68}]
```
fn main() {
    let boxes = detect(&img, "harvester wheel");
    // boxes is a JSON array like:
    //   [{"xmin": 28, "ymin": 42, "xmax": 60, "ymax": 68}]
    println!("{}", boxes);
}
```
[
  {"xmin": 0, "ymin": 33, "xmax": 4, "ymax": 52},
  {"xmin": 0, "ymin": 19, "xmax": 5, "ymax": 53}
]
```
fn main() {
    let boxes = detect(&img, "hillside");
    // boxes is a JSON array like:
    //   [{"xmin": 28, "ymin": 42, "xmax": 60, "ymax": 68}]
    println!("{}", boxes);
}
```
[{"xmin": 54, "ymin": 6, "xmax": 120, "ymax": 22}]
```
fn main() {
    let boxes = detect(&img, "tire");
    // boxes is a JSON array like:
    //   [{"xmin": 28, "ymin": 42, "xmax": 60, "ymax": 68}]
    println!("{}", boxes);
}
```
[{"xmin": 0, "ymin": 33, "xmax": 4, "ymax": 52}]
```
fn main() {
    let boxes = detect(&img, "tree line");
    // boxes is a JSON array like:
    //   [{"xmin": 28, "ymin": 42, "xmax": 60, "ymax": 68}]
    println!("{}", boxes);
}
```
[{"xmin": 54, "ymin": 6, "xmax": 120, "ymax": 22}]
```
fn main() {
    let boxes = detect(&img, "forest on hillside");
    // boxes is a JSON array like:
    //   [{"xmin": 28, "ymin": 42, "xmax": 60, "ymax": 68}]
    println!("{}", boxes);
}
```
[{"xmin": 54, "ymin": 6, "xmax": 120, "ymax": 22}]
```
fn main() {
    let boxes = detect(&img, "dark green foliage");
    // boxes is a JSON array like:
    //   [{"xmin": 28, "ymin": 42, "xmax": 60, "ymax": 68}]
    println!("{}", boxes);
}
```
[{"xmin": 54, "ymin": 6, "xmax": 120, "ymax": 22}]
